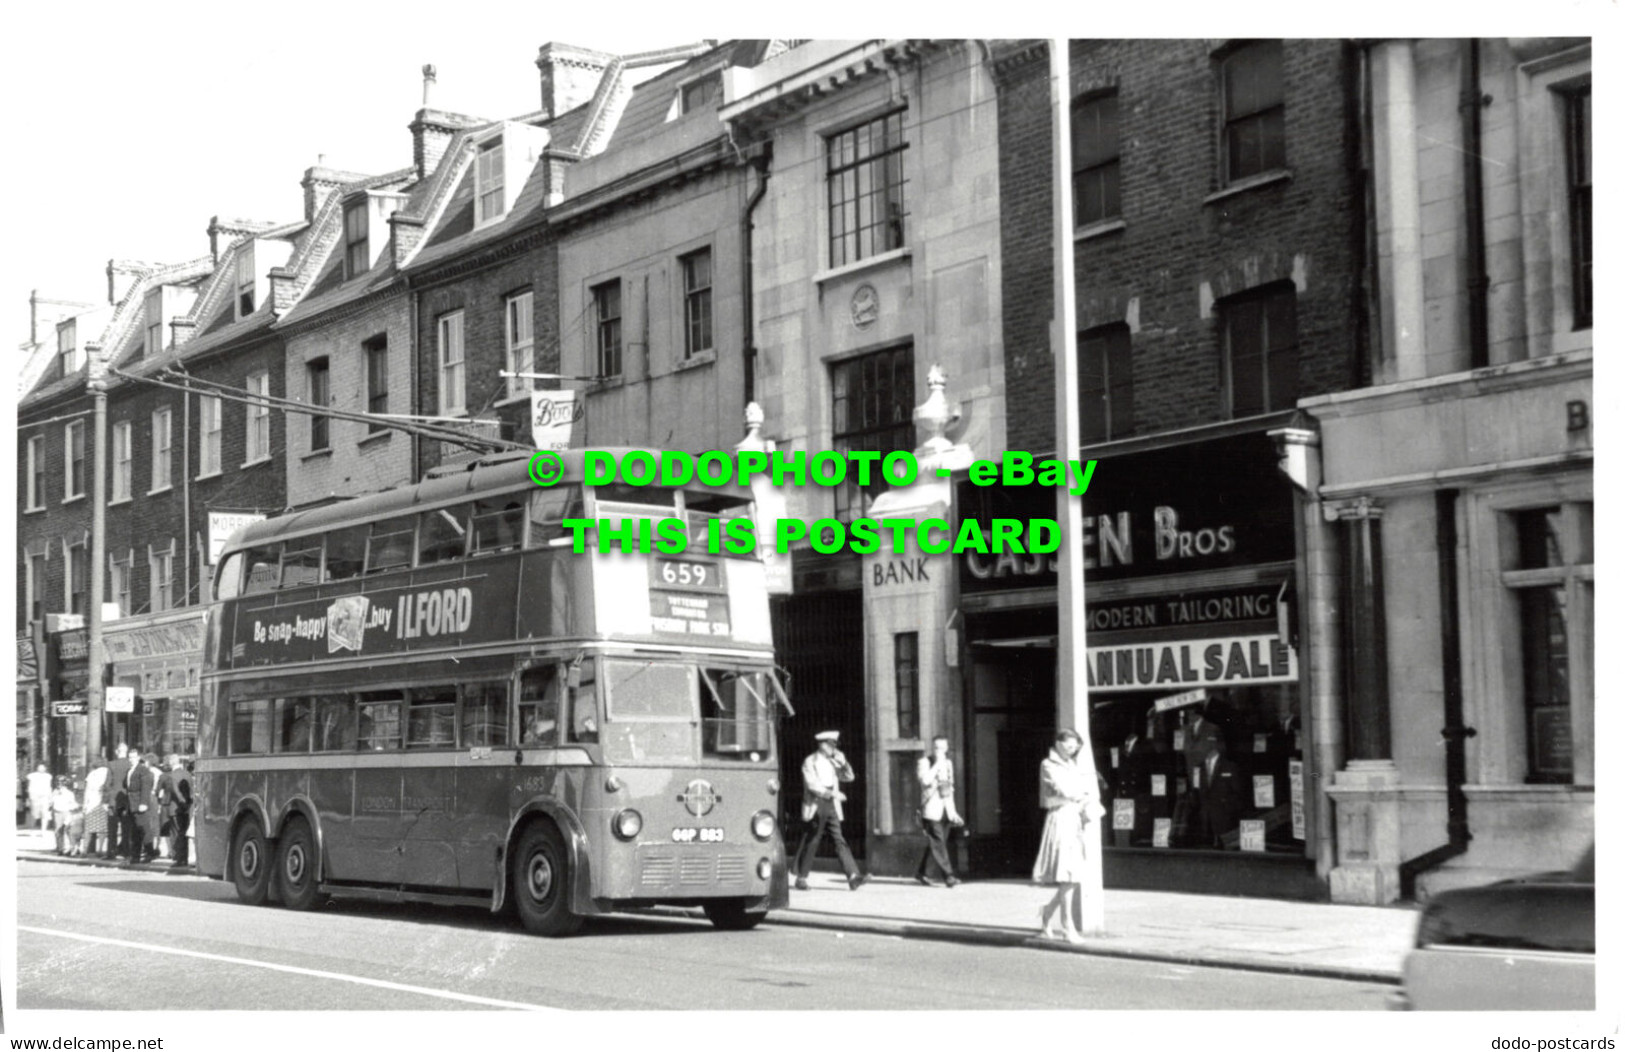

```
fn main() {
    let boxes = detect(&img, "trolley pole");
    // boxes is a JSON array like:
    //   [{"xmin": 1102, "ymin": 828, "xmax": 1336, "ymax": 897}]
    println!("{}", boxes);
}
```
[
  {"xmin": 1050, "ymin": 38, "xmax": 1105, "ymax": 934},
  {"xmin": 85, "ymin": 342, "xmax": 108, "ymax": 770}
]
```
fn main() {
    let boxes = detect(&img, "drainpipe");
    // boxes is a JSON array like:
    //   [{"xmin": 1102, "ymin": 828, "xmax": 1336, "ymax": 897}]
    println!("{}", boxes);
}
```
[
  {"xmin": 180, "ymin": 362, "xmax": 192, "ymax": 605},
  {"xmin": 741, "ymin": 141, "xmax": 772, "ymax": 406},
  {"xmin": 1461, "ymin": 39, "xmax": 1490, "ymax": 370},
  {"xmin": 1399, "ymin": 489, "xmax": 1474, "ymax": 898},
  {"xmin": 1351, "ymin": 41, "xmax": 1377, "ymax": 388}
]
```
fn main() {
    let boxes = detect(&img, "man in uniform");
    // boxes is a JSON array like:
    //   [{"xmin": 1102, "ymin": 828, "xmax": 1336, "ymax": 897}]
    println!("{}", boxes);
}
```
[{"xmin": 793, "ymin": 731, "xmax": 867, "ymax": 891}]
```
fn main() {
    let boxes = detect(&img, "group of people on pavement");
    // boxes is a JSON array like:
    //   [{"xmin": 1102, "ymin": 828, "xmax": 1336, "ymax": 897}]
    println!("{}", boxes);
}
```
[
  {"xmin": 20, "ymin": 743, "xmax": 194, "ymax": 867},
  {"xmin": 791, "ymin": 725, "xmax": 1106, "ymax": 943}
]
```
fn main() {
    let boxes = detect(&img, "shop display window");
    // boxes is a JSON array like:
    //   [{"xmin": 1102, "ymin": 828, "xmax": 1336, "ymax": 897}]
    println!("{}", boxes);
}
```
[{"xmin": 1091, "ymin": 684, "xmax": 1305, "ymax": 853}]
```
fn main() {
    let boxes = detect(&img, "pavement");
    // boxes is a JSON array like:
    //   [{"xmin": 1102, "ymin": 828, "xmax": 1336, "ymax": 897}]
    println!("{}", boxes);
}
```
[{"xmin": 14, "ymin": 828, "xmax": 1416, "ymax": 984}]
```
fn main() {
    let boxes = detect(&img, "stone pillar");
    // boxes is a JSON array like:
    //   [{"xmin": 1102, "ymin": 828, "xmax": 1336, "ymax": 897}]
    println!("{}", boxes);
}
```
[
  {"xmin": 1340, "ymin": 498, "xmax": 1390, "ymax": 761},
  {"xmin": 862, "ymin": 366, "xmax": 974, "ymax": 875},
  {"xmin": 1324, "ymin": 496, "xmax": 1401, "ymax": 903},
  {"xmin": 1371, "ymin": 40, "xmax": 1426, "ymax": 383}
]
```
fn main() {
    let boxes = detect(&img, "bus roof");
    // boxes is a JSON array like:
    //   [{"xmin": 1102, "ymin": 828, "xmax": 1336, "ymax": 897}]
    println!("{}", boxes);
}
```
[{"xmin": 224, "ymin": 447, "xmax": 753, "ymax": 552}]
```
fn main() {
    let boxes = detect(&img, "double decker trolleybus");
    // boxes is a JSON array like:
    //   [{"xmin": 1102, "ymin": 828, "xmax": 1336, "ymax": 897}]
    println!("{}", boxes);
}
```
[{"xmin": 195, "ymin": 448, "xmax": 791, "ymax": 935}]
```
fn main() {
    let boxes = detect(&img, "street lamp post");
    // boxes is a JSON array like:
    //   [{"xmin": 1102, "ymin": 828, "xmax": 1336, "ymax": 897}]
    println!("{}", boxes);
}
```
[
  {"xmin": 1050, "ymin": 38, "xmax": 1105, "ymax": 935},
  {"xmin": 85, "ymin": 342, "xmax": 108, "ymax": 770}
]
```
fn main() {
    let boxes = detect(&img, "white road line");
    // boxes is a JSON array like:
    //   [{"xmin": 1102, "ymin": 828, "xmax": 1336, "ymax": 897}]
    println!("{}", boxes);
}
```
[{"xmin": 18, "ymin": 925, "xmax": 557, "ymax": 1012}]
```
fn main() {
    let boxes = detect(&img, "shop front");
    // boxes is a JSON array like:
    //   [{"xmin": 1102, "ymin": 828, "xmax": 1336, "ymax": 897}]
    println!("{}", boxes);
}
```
[
  {"xmin": 103, "ymin": 610, "xmax": 205, "ymax": 762},
  {"xmin": 957, "ymin": 425, "xmax": 1324, "ymax": 898}
]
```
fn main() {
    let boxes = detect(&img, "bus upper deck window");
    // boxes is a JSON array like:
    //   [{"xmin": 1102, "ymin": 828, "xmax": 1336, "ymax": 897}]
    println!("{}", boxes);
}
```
[
  {"xmin": 281, "ymin": 542, "xmax": 323, "ymax": 589},
  {"xmin": 365, "ymin": 517, "xmax": 416, "ymax": 575},
  {"xmin": 528, "ymin": 486, "xmax": 581, "ymax": 546},
  {"xmin": 243, "ymin": 545, "xmax": 281, "ymax": 595},
  {"xmin": 215, "ymin": 552, "xmax": 245, "ymax": 600},
  {"xmin": 324, "ymin": 527, "xmax": 366, "ymax": 582},
  {"xmin": 471, "ymin": 498, "xmax": 524, "ymax": 556},
  {"xmin": 419, "ymin": 506, "xmax": 469, "ymax": 565}
]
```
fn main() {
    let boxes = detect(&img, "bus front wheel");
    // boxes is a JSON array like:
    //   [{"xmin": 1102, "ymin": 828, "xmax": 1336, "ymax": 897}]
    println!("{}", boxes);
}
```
[
  {"xmin": 275, "ymin": 816, "xmax": 328, "ymax": 911},
  {"xmin": 512, "ymin": 823, "xmax": 584, "ymax": 937},
  {"xmin": 231, "ymin": 817, "xmax": 273, "ymax": 906},
  {"xmin": 703, "ymin": 901, "xmax": 767, "ymax": 931}
]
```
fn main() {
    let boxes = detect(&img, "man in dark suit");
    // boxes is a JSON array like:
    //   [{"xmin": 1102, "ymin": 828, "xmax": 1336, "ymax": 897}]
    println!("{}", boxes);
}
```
[
  {"xmin": 1114, "ymin": 723, "xmax": 1158, "ymax": 845},
  {"xmin": 126, "ymin": 753, "xmax": 160, "ymax": 864},
  {"xmin": 104, "ymin": 743, "xmax": 132, "ymax": 861},
  {"xmin": 1198, "ymin": 741, "xmax": 1245, "ymax": 849}
]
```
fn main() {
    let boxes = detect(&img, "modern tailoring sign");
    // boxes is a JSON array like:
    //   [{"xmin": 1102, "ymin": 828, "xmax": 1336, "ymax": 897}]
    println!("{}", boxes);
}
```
[
  {"xmin": 957, "ymin": 430, "xmax": 1295, "ymax": 593},
  {"xmin": 227, "ymin": 575, "xmax": 518, "ymax": 668},
  {"xmin": 1086, "ymin": 634, "xmax": 1297, "ymax": 691}
]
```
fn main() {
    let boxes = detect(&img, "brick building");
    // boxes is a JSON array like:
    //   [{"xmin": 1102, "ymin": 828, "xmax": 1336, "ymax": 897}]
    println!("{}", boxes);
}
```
[
  {"xmin": 276, "ymin": 164, "xmax": 419, "ymax": 509},
  {"xmin": 551, "ymin": 41, "xmax": 796, "ymax": 455},
  {"xmin": 404, "ymin": 44, "xmax": 713, "ymax": 474},
  {"xmin": 969, "ymin": 39, "xmax": 1366, "ymax": 895}
]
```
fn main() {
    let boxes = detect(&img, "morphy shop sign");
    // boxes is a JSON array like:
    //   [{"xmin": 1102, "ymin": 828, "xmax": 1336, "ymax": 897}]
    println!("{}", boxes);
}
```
[
  {"xmin": 957, "ymin": 430, "xmax": 1295, "ymax": 593},
  {"xmin": 227, "ymin": 575, "xmax": 517, "ymax": 668}
]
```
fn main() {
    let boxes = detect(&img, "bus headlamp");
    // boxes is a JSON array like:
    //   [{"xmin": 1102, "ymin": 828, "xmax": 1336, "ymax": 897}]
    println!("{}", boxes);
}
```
[
  {"xmin": 751, "ymin": 810, "xmax": 775, "ymax": 840},
  {"xmin": 612, "ymin": 809, "xmax": 643, "ymax": 840},
  {"xmin": 757, "ymin": 859, "xmax": 773, "ymax": 880}
]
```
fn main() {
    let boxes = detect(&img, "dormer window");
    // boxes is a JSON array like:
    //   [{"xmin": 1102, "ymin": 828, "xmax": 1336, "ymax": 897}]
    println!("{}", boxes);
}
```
[
  {"xmin": 57, "ymin": 319, "xmax": 80, "ymax": 375},
  {"xmin": 344, "ymin": 199, "xmax": 370, "ymax": 279},
  {"xmin": 681, "ymin": 72, "xmax": 721, "ymax": 114},
  {"xmin": 476, "ymin": 139, "xmax": 506, "ymax": 224},
  {"xmin": 144, "ymin": 287, "xmax": 164, "ymax": 357},
  {"xmin": 236, "ymin": 244, "xmax": 256, "ymax": 318}
]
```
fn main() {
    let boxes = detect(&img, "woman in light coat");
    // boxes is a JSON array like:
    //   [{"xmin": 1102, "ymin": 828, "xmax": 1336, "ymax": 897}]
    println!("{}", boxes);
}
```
[{"xmin": 1032, "ymin": 728, "xmax": 1106, "ymax": 942}]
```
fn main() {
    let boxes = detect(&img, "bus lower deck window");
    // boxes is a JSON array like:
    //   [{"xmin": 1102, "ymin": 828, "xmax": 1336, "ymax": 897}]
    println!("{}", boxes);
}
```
[
  {"xmin": 461, "ymin": 682, "xmax": 509, "ymax": 747},
  {"xmin": 407, "ymin": 687, "xmax": 456, "ymax": 748},
  {"xmin": 357, "ymin": 694, "xmax": 403, "ymax": 750}
]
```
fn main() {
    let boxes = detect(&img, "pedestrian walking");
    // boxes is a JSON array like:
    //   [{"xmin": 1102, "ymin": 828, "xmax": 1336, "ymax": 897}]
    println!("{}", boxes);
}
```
[
  {"xmin": 26, "ymin": 764, "xmax": 53, "ymax": 831},
  {"xmin": 80, "ymin": 760, "xmax": 110, "ymax": 857},
  {"xmin": 167, "ymin": 757, "xmax": 193, "ymax": 867},
  {"xmin": 1032, "ymin": 728, "xmax": 1106, "ymax": 943},
  {"xmin": 914, "ymin": 735, "xmax": 963, "ymax": 887},
  {"xmin": 793, "ymin": 730, "xmax": 868, "ymax": 891}
]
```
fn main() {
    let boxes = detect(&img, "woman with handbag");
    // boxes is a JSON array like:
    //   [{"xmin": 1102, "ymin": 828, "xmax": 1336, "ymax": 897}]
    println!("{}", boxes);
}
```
[{"xmin": 1032, "ymin": 728, "xmax": 1106, "ymax": 943}]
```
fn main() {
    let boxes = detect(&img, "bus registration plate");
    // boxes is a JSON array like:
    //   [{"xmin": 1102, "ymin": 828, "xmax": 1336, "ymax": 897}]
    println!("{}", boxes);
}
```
[{"xmin": 672, "ymin": 827, "xmax": 725, "ymax": 843}]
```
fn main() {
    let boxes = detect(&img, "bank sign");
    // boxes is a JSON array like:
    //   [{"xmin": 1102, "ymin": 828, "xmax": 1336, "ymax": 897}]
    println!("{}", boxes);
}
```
[
  {"xmin": 957, "ymin": 431, "xmax": 1295, "ymax": 593},
  {"xmin": 229, "ymin": 576, "xmax": 517, "ymax": 667}
]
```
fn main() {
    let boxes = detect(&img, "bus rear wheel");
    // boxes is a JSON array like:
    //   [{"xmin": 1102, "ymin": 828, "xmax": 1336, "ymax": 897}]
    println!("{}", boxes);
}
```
[
  {"xmin": 275, "ymin": 817, "xmax": 328, "ymax": 911},
  {"xmin": 512, "ymin": 823, "xmax": 583, "ymax": 937},
  {"xmin": 231, "ymin": 816, "xmax": 272, "ymax": 906},
  {"xmin": 703, "ymin": 902, "xmax": 767, "ymax": 931}
]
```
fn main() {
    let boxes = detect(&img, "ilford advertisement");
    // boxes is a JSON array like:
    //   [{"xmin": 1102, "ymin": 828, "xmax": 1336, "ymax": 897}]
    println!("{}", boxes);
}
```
[{"xmin": 230, "ymin": 576, "xmax": 516, "ymax": 667}]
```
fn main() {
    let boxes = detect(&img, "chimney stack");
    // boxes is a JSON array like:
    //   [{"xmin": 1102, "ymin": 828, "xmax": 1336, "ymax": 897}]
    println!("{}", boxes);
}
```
[{"xmin": 536, "ymin": 43, "xmax": 614, "ymax": 119}]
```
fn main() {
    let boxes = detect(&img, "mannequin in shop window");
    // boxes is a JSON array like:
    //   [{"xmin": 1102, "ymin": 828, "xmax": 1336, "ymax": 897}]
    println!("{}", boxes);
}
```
[
  {"xmin": 1120, "ymin": 710, "xmax": 1178, "ymax": 846},
  {"xmin": 1197, "ymin": 739, "xmax": 1244, "ymax": 849}
]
